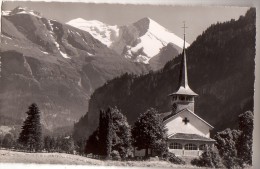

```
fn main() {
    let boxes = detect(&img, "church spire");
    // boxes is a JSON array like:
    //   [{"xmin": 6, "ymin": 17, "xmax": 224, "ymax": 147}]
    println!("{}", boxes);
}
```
[
  {"xmin": 169, "ymin": 22, "xmax": 197, "ymax": 96},
  {"xmin": 178, "ymin": 22, "xmax": 188, "ymax": 88}
]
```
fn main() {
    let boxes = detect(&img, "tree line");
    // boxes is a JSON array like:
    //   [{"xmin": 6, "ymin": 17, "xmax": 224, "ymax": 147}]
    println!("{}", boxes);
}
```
[
  {"xmin": 0, "ymin": 103, "xmax": 76, "ymax": 154},
  {"xmin": 76, "ymin": 107, "xmax": 254, "ymax": 168},
  {"xmin": 0, "ymin": 103, "xmax": 253, "ymax": 168},
  {"xmin": 191, "ymin": 110, "xmax": 253, "ymax": 169}
]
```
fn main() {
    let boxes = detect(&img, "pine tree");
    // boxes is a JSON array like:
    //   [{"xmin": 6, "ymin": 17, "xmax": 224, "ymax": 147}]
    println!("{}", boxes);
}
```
[
  {"xmin": 85, "ymin": 107, "xmax": 132, "ymax": 159},
  {"xmin": 55, "ymin": 136, "xmax": 63, "ymax": 152},
  {"xmin": 98, "ymin": 109, "xmax": 109, "ymax": 157},
  {"xmin": 237, "ymin": 111, "xmax": 253, "ymax": 166},
  {"xmin": 44, "ymin": 135, "xmax": 51, "ymax": 152},
  {"xmin": 75, "ymin": 138, "xmax": 86, "ymax": 155},
  {"xmin": 60, "ymin": 136, "xmax": 75, "ymax": 154},
  {"xmin": 98, "ymin": 107, "xmax": 119, "ymax": 159},
  {"xmin": 106, "ymin": 108, "xmax": 113, "ymax": 159},
  {"xmin": 132, "ymin": 108, "xmax": 167, "ymax": 157},
  {"xmin": 85, "ymin": 129, "xmax": 99, "ymax": 155},
  {"xmin": 18, "ymin": 103, "xmax": 42, "ymax": 152},
  {"xmin": 50, "ymin": 136, "xmax": 56, "ymax": 152}
]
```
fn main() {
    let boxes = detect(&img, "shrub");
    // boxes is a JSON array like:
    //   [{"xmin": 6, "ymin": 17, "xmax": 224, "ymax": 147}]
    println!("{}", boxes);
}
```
[
  {"xmin": 111, "ymin": 150, "xmax": 121, "ymax": 161},
  {"xmin": 214, "ymin": 128, "xmax": 241, "ymax": 168},
  {"xmin": 191, "ymin": 145, "xmax": 223, "ymax": 168},
  {"xmin": 2, "ymin": 133, "xmax": 15, "ymax": 148},
  {"xmin": 162, "ymin": 152, "xmax": 185, "ymax": 165}
]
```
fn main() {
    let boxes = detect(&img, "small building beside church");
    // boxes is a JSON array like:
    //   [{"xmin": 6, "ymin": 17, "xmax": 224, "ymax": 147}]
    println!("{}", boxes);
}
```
[{"xmin": 161, "ymin": 32, "xmax": 215, "ymax": 157}]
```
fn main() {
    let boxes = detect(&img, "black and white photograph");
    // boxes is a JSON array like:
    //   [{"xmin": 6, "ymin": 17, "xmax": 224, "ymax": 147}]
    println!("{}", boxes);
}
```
[{"xmin": 0, "ymin": 0, "xmax": 258, "ymax": 168}]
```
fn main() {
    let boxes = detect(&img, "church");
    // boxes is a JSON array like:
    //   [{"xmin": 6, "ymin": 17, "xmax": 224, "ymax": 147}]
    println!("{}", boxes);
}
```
[
  {"xmin": 134, "ymin": 27, "xmax": 215, "ymax": 158},
  {"xmin": 161, "ymin": 28, "xmax": 215, "ymax": 157}
]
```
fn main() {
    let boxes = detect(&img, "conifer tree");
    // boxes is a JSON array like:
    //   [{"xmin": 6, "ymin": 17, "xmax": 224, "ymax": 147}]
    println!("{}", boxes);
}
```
[
  {"xmin": 50, "ymin": 136, "xmax": 56, "ymax": 152},
  {"xmin": 85, "ymin": 107, "xmax": 132, "ymax": 159},
  {"xmin": 106, "ymin": 108, "xmax": 113, "ymax": 159},
  {"xmin": 98, "ymin": 109, "xmax": 109, "ymax": 157},
  {"xmin": 61, "ymin": 136, "xmax": 75, "ymax": 154},
  {"xmin": 18, "ymin": 103, "xmax": 42, "ymax": 152},
  {"xmin": 85, "ymin": 129, "xmax": 99, "ymax": 155},
  {"xmin": 44, "ymin": 135, "xmax": 51, "ymax": 152}
]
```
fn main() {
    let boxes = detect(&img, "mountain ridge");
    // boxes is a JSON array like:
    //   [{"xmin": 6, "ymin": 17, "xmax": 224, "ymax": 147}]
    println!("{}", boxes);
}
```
[
  {"xmin": 0, "ymin": 7, "xmax": 150, "ymax": 132},
  {"xmin": 67, "ymin": 17, "xmax": 189, "ymax": 66}
]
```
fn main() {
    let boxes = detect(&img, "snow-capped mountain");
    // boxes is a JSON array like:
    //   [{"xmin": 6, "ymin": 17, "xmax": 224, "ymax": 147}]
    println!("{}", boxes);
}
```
[
  {"xmin": 67, "ymin": 18, "xmax": 120, "ymax": 47},
  {"xmin": 2, "ymin": 6, "xmax": 42, "ymax": 17},
  {"xmin": 0, "ymin": 7, "xmax": 149, "ymax": 132},
  {"xmin": 67, "ymin": 17, "xmax": 189, "ymax": 65}
]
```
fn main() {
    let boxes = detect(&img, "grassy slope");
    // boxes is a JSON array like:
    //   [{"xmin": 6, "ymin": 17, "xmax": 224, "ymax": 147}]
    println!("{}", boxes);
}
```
[{"xmin": 0, "ymin": 149, "xmax": 204, "ymax": 168}]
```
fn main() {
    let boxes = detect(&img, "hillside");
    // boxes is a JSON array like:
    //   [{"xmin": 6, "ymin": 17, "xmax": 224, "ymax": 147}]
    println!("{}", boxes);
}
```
[
  {"xmin": 74, "ymin": 8, "xmax": 255, "ymax": 140},
  {"xmin": 0, "ymin": 7, "xmax": 149, "ymax": 132}
]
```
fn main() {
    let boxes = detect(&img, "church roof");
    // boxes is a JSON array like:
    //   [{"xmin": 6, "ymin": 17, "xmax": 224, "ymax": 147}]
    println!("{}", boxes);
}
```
[
  {"xmin": 169, "ymin": 86, "xmax": 198, "ymax": 96},
  {"xmin": 168, "ymin": 133, "xmax": 215, "ymax": 142},
  {"xmin": 163, "ymin": 108, "xmax": 214, "ymax": 129},
  {"xmin": 160, "ymin": 111, "xmax": 172, "ymax": 120},
  {"xmin": 169, "ymin": 31, "xmax": 198, "ymax": 96}
]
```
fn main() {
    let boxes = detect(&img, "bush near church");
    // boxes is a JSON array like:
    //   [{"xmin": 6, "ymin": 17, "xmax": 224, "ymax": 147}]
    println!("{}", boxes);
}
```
[
  {"xmin": 162, "ymin": 152, "xmax": 185, "ymax": 165},
  {"xmin": 191, "ymin": 145, "xmax": 223, "ymax": 168}
]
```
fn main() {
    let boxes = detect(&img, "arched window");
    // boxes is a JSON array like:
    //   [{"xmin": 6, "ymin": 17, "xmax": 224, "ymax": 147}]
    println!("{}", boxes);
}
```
[
  {"xmin": 173, "ymin": 143, "xmax": 182, "ymax": 149},
  {"xmin": 184, "ymin": 144, "xmax": 197, "ymax": 150},
  {"xmin": 199, "ymin": 144, "xmax": 206, "ymax": 150},
  {"xmin": 169, "ymin": 143, "xmax": 174, "ymax": 149}
]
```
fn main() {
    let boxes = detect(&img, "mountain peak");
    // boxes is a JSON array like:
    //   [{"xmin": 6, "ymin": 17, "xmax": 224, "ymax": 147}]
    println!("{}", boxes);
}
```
[
  {"xmin": 3, "ymin": 6, "xmax": 42, "ymax": 17},
  {"xmin": 67, "ymin": 18, "xmax": 119, "ymax": 47},
  {"xmin": 67, "ymin": 18, "xmax": 106, "ymax": 27},
  {"xmin": 138, "ymin": 17, "xmax": 152, "ymax": 22},
  {"xmin": 67, "ymin": 16, "xmax": 189, "ymax": 64},
  {"xmin": 69, "ymin": 18, "xmax": 88, "ymax": 23}
]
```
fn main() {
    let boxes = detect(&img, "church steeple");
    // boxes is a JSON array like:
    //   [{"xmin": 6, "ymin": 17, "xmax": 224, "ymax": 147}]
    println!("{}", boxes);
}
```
[
  {"xmin": 169, "ymin": 22, "xmax": 198, "ymax": 114},
  {"xmin": 178, "ymin": 31, "xmax": 188, "ymax": 88}
]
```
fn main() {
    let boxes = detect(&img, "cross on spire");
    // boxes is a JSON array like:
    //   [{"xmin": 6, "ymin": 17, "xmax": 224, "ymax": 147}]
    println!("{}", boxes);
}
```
[
  {"xmin": 182, "ymin": 21, "xmax": 188, "ymax": 36},
  {"xmin": 182, "ymin": 117, "xmax": 189, "ymax": 125}
]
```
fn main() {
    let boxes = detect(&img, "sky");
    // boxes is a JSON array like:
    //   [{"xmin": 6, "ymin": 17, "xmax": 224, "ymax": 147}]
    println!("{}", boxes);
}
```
[{"xmin": 2, "ymin": 1, "xmax": 249, "ymax": 43}]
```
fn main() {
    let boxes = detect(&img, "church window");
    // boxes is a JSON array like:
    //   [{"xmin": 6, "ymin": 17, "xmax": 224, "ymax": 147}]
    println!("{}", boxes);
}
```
[
  {"xmin": 199, "ymin": 144, "xmax": 206, "ymax": 150},
  {"xmin": 185, "ymin": 144, "xmax": 197, "ymax": 150},
  {"xmin": 173, "ymin": 143, "xmax": 182, "ymax": 149}
]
